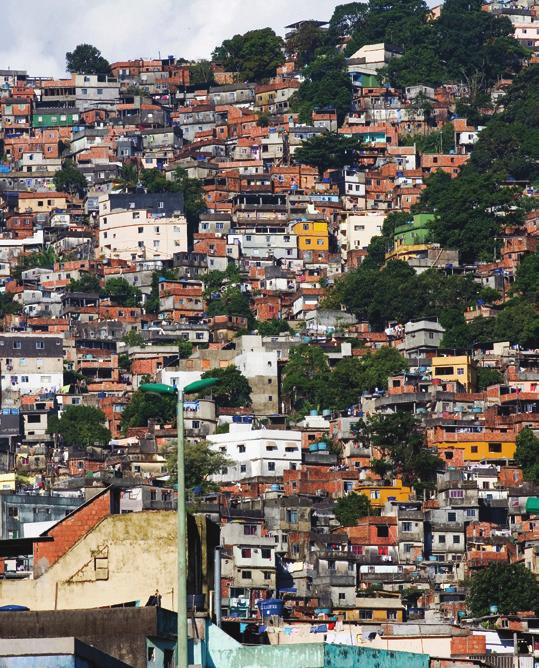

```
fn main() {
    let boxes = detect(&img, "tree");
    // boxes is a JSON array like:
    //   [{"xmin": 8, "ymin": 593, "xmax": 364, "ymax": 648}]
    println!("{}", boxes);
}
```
[
  {"xmin": 334, "ymin": 493, "xmax": 372, "ymax": 527},
  {"xmin": 468, "ymin": 563, "xmax": 539, "ymax": 617},
  {"xmin": 121, "ymin": 390, "xmax": 176, "ymax": 431},
  {"xmin": 290, "ymin": 53, "xmax": 352, "ymax": 124},
  {"xmin": 115, "ymin": 161, "xmax": 139, "ymax": 192},
  {"xmin": 283, "ymin": 344, "xmax": 330, "ymax": 412},
  {"xmin": 66, "ymin": 273, "xmax": 101, "ymax": 293},
  {"xmin": 166, "ymin": 440, "xmax": 231, "ymax": 493},
  {"xmin": 285, "ymin": 21, "xmax": 329, "ymax": 68},
  {"xmin": 212, "ymin": 28, "xmax": 284, "ymax": 82},
  {"xmin": 48, "ymin": 405, "xmax": 110, "ymax": 448},
  {"xmin": 366, "ymin": 413, "xmax": 441, "ymax": 489},
  {"xmin": 0, "ymin": 292, "xmax": 21, "ymax": 318},
  {"xmin": 515, "ymin": 428, "xmax": 539, "ymax": 485},
  {"xmin": 201, "ymin": 366, "xmax": 252, "ymax": 408},
  {"xmin": 103, "ymin": 277, "xmax": 142, "ymax": 307},
  {"xmin": 328, "ymin": 3, "xmax": 368, "ymax": 43},
  {"xmin": 66, "ymin": 43, "xmax": 111, "ymax": 75},
  {"xmin": 256, "ymin": 319, "xmax": 292, "ymax": 336},
  {"xmin": 207, "ymin": 285, "xmax": 254, "ymax": 327},
  {"xmin": 177, "ymin": 340, "xmax": 193, "ymax": 359},
  {"xmin": 122, "ymin": 330, "xmax": 145, "ymax": 348},
  {"xmin": 189, "ymin": 60, "xmax": 215, "ymax": 86},
  {"xmin": 294, "ymin": 132, "xmax": 363, "ymax": 175},
  {"xmin": 12, "ymin": 247, "xmax": 56, "ymax": 282},
  {"xmin": 513, "ymin": 252, "xmax": 539, "ymax": 305},
  {"xmin": 53, "ymin": 160, "xmax": 87, "ymax": 196},
  {"xmin": 170, "ymin": 168, "xmax": 206, "ymax": 239},
  {"xmin": 476, "ymin": 368, "xmax": 504, "ymax": 391}
]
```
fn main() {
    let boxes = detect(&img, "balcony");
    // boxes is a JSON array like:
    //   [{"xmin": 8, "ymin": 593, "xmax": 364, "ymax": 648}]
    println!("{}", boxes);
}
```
[
  {"xmin": 313, "ymin": 573, "xmax": 356, "ymax": 587},
  {"xmin": 317, "ymin": 551, "xmax": 393, "ymax": 564}
]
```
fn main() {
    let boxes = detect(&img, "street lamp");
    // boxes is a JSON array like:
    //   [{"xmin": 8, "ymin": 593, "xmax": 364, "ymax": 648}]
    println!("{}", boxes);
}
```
[{"xmin": 140, "ymin": 377, "xmax": 220, "ymax": 668}]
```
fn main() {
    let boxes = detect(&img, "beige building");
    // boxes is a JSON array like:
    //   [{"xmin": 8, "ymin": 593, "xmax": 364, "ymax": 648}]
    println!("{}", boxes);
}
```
[
  {"xmin": 338, "ymin": 212, "xmax": 385, "ymax": 259},
  {"xmin": 0, "ymin": 511, "xmax": 177, "ymax": 610},
  {"xmin": 98, "ymin": 192, "xmax": 187, "ymax": 261}
]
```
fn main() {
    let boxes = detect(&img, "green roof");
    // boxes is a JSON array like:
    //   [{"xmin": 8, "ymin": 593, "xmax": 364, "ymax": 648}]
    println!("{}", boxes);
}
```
[{"xmin": 526, "ymin": 497, "xmax": 539, "ymax": 513}]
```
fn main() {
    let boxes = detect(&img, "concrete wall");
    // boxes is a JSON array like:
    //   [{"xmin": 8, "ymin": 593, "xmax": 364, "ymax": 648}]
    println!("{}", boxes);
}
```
[
  {"xmin": 324, "ymin": 645, "xmax": 429, "ymax": 668},
  {"xmin": 0, "ymin": 511, "xmax": 177, "ymax": 610}
]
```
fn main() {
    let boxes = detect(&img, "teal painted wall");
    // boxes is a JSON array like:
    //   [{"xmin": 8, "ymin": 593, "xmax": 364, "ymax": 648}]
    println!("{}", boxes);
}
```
[
  {"xmin": 209, "ymin": 643, "xmax": 324, "ymax": 668},
  {"xmin": 324, "ymin": 644, "xmax": 429, "ymax": 668}
]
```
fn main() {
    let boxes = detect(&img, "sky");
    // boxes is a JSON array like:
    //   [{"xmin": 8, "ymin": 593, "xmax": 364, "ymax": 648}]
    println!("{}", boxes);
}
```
[{"xmin": 0, "ymin": 0, "xmax": 335, "ymax": 77}]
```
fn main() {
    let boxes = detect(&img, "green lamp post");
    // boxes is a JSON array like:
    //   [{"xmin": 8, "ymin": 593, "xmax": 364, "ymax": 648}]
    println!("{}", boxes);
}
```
[{"xmin": 140, "ymin": 377, "xmax": 220, "ymax": 668}]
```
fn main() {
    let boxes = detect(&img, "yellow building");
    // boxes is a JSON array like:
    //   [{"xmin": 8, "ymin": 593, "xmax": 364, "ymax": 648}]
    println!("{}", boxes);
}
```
[
  {"xmin": 354, "ymin": 478, "xmax": 412, "ymax": 508},
  {"xmin": 341, "ymin": 597, "xmax": 405, "ymax": 622},
  {"xmin": 0, "ymin": 472, "xmax": 16, "ymax": 491},
  {"xmin": 432, "ymin": 354, "xmax": 476, "ymax": 392},
  {"xmin": 436, "ymin": 438, "xmax": 516, "ymax": 462},
  {"xmin": 18, "ymin": 192, "xmax": 68, "ymax": 213},
  {"xmin": 292, "ymin": 220, "xmax": 329, "ymax": 252}
]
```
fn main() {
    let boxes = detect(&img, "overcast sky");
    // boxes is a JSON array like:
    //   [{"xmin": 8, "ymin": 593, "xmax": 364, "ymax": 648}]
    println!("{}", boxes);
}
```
[{"xmin": 0, "ymin": 0, "xmax": 336, "ymax": 77}]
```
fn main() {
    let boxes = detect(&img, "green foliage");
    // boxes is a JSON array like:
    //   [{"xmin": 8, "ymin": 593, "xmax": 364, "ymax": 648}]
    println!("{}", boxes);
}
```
[
  {"xmin": 53, "ymin": 160, "xmax": 87, "ymax": 196},
  {"xmin": 48, "ymin": 405, "xmax": 110, "ymax": 448},
  {"xmin": 145, "ymin": 268, "xmax": 179, "ymax": 314},
  {"xmin": 285, "ymin": 21, "xmax": 329, "ymax": 68},
  {"xmin": 513, "ymin": 252, "xmax": 539, "ymax": 305},
  {"xmin": 381, "ymin": 0, "xmax": 526, "ymax": 88},
  {"xmin": 326, "ymin": 262, "xmax": 490, "ymax": 332},
  {"xmin": 66, "ymin": 273, "xmax": 101, "ymax": 293},
  {"xmin": 121, "ymin": 390, "xmax": 176, "ymax": 431},
  {"xmin": 256, "ymin": 319, "xmax": 292, "ymax": 336},
  {"xmin": 345, "ymin": 0, "xmax": 430, "ymax": 57},
  {"xmin": 334, "ymin": 493, "xmax": 372, "ymax": 527},
  {"xmin": 166, "ymin": 440, "xmax": 231, "ymax": 492},
  {"xmin": 294, "ymin": 131, "xmax": 363, "ymax": 175},
  {"xmin": 283, "ymin": 344, "xmax": 407, "ymax": 413},
  {"xmin": 476, "ymin": 367, "xmax": 503, "ymax": 391},
  {"xmin": 122, "ymin": 330, "xmax": 145, "ymax": 348},
  {"xmin": 283, "ymin": 344, "xmax": 330, "ymax": 412},
  {"xmin": 103, "ymin": 277, "xmax": 142, "ymax": 307},
  {"xmin": 116, "ymin": 161, "xmax": 139, "ymax": 192},
  {"xmin": 177, "ymin": 340, "xmax": 193, "ymax": 359},
  {"xmin": 468, "ymin": 563, "xmax": 539, "ymax": 617},
  {"xmin": 364, "ymin": 413, "xmax": 441, "ymax": 489},
  {"xmin": 189, "ymin": 60, "xmax": 215, "ymax": 85},
  {"xmin": 515, "ymin": 428, "xmax": 539, "ymax": 485},
  {"xmin": 291, "ymin": 53, "xmax": 352, "ymax": 124},
  {"xmin": 0, "ymin": 292, "xmax": 21, "ymax": 318},
  {"xmin": 12, "ymin": 247, "xmax": 56, "ymax": 282},
  {"xmin": 417, "ymin": 65, "xmax": 539, "ymax": 263},
  {"xmin": 328, "ymin": 3, "xmax": 368, "ymax": 44},
  {"xmin": 201, "ymin": 366, "xmax": 252, "ymax": 408},
  {"xmin": 212, "ymin": 28, "xmax": 284, "ymax": 82},
  {"xmin": 207, "ymin": 286, "xmax": 254, "ymax": 326},
  {"xmin": 66, "ymin": 43, "xmax": 111, "ymax": 75},
  {"xmin": 401, "ymin": 123, "xmax": 455, "ymax": 154}
]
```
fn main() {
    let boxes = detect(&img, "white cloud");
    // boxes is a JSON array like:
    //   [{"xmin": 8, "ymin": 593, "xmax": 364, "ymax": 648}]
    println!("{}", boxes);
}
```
[{"xmin": 0, "ymin": 0, "xmax": 333, "ymax": 76}]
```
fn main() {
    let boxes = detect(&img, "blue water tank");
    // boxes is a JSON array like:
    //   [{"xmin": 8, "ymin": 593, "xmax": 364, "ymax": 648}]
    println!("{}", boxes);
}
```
[
  {"xmin": 309, "ymin": 409, "xmax": 318, "ymax": 416},
  {"xmin": 317, "ymin": 442, "xmax": 328, "ymax": 451},
  {"xmin": 309, "ymin": 443, "xmax": 319, "ymax": 452},
  {"xmin": 258, "ymin": 598, "xmax": 284, "ymax": 618}
]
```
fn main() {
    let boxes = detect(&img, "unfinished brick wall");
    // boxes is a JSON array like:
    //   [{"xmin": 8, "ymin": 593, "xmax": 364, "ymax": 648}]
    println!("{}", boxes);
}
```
[
  {"xmin": 33, "ymin": 489, "xmax": 111, "ymax": 578},
  {"xmin": 450, "ymin": 635, "xmax": 486, "ymax": 656}
]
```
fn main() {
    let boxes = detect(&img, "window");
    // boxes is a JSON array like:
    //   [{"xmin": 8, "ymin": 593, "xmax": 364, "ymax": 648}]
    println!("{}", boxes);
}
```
[
  {"xmin": 35, "ymin": 341, "xmax": 44, "ymax": 350},
  {"xmin": 240, "ymin": 464, "xmax": 246, "ymax": 473},
  {"xmin": 286, "ymin": 510, "xmax": 298, "ymax": 524},
  {"xmin": 27, "ymin": 415, "xmax": 41, "ymax": 423},
  {"xmin": 81, "ymin": 88, "xmax": 87, "ymax": 94},
  {"xmin": 13, "ymin": 341, "xmax": 21, "ymax": 350},
  {"xmin": 457, "ymin": 368, "xmax": 465, "ymax": 375},
  {"xmin": 448, "ymin": 512, "xmax": 457, "ymax": 522},
  {"xmin": 404, "ymin": 544, "xmax": 412, "ymax": 554},
  {"xmin": 434, "ymin": 366, "xmax": 454, "ymax": 375},
  {"xmin": 267, "ymin": 462, "xmax": 276, "ymax": 472},
  {"xmin": 138, "ymin": 226, "xmax": 143, "ymax": 233},
  {"xmin": 148, "ymin": 647, "xmax": 155, "ymax": 662},
  {"xmin": 438, "ymin": 535, "xmax": 446, "ymax": 543},
  {"xmin": 261, "ymin": 548, "xmax": 271, "ymax": 559},
  {"xmin": 449, "ymin": 491, "xmax": 463, "ymax": 499},
  {"xmin": 244, "ymin": 524, "xmax": 257, "ymax": 536},
  {"xmin": 359, "ymin": 610, "xmax": 373, "ymax": 620},
  {"xmin": 453, "ymin": 535, "xmax": 461, "ymax": 544},
  {"xmin": 339, "ymin": 592, "xmax": 347, "ymax": 601},
  {"xmin": 488, "ymin": 442, "xmax": 502, "ymax": 453},
  {"xmin": 241, "ymin": 548, "xmax": 251, "ymax": 558},
  {"xmin": 471, "ymin": 446, "xmax": 478, "ymax": 453},
  {"xmin": 377, "ymin": 525, "xmax": 389, "ymax": 538},
  {"xmin": 8, "ymin": 506, "xmax": 18, "ymax": 517},
  {"xmin": 402, "ymin": 522, "xmax": 412, "ymax": 532},
  {"xmin": 238, "ymin": 445, "xmax": 246, "ymax": 453},
  {"xmin": 466, "ymin": 509, "xmax": 475, "ymax": 517},
  {"xmin": 241, "ymin": 570, "xmax": 252, "ymax": 579},
  {"xmin": 21, "ymin": 376, "xmax": 29, "ymax": 383},
  {"xmin": 97, "ymin": 88, "xmax": 103, "ymax": 95},
  {"xmin": 132, "ymin": 211, "xmax": 140, "ymax": 219},
  {"xmin": 263, "ymin": 571, "xmax": 272, "ymax": 580}
]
